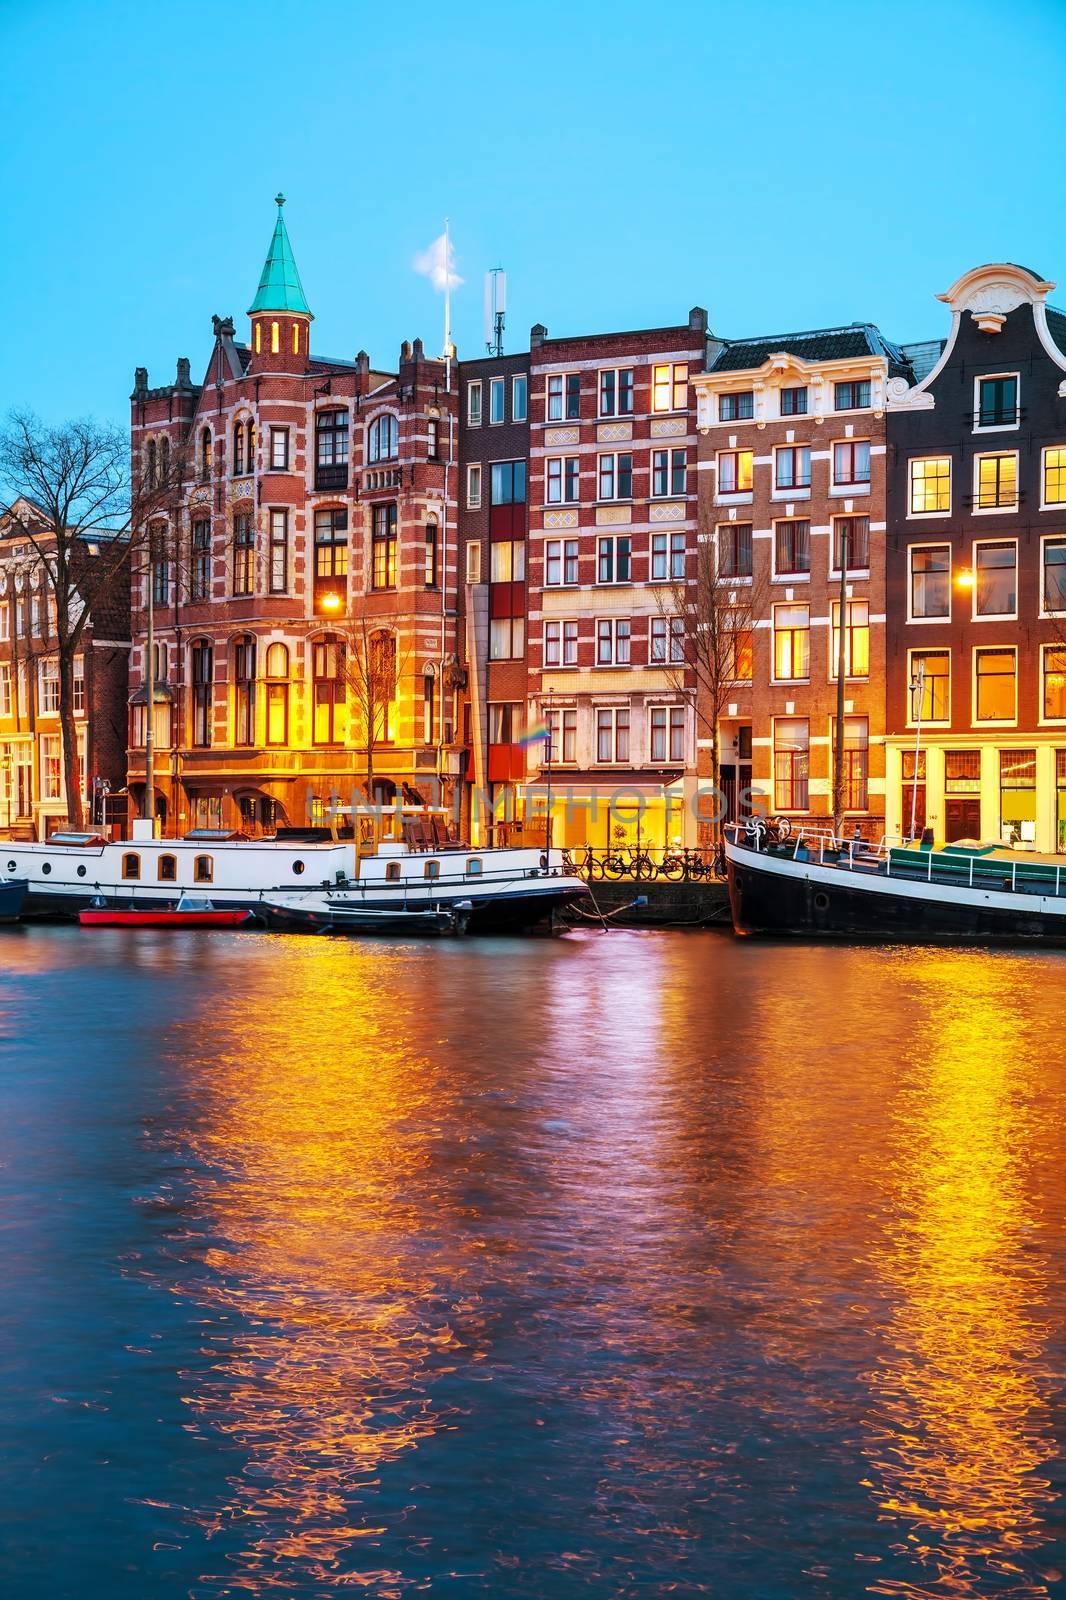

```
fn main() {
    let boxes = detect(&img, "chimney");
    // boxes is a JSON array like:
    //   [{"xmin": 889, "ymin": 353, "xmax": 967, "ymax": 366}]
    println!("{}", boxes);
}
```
[{"xmin": 530, "ymin": 323, "xmax": 547, "ymax": 349}]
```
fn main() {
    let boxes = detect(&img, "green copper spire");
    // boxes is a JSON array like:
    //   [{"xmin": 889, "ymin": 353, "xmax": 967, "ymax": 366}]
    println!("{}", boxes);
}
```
[{"xmin": 247, "ymin": 194, "xmax": 312, "ymax": 317}]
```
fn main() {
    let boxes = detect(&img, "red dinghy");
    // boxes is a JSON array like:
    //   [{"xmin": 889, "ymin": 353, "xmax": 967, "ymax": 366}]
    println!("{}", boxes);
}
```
[{"xmin": 79, "ymin": 895, "xmax": 254, "ymax": 929}]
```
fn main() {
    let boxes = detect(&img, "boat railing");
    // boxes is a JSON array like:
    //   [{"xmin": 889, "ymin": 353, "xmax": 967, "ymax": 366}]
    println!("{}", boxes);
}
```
[{"xmin": 769, "ymin": 824, "xmax": 1066, "ymax": 899}]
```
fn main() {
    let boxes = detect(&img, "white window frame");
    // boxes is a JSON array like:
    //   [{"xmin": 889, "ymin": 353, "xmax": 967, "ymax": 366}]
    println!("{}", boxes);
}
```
[
  {"xmin": 512, "ymin": 374, "xmax": 527, "ymax": 423},
  {"xmin": 908, "ymin": 455, "xmax": 952, "ymax": 518},
  {"xmin": 972, "ymin": 371, "xmax": 1021, "ymax": 434},
  {"xmin": 1040, "ymin": 641, "xmax": 1066, "ymax": 725},
  {"xmin": 594, "ymin": 705, "xmax": 630, "ymax": 764},
  {"xmin": 489, "ymin": 377, "xmax": 506, "ymax": 425},
  {"xmin": 596, "ymin": 535, "xmax": 632, "ymax": 585},
  {"xmin": 651, "ymin": 362, "xmax": 688, "ymax": 414},
  {"xmin": 971, "ymin": 537, "xmax": 1019, "ymax": 622},
  {"xmin": 716, "ymin": 448, "xmax": 753, "ymax": 499},
  {"xmin": 467, "ymin": 380, "xmax": 483, "ymax": 427},
  {"xmin": 972, "ymin": 644, "xmax": 1018, "ymax": 727},
  {"xmin": 905, "ymin": 647, "xmax": 952, "ymax": 729},
  {"xmin": 1040, "ymin": 532, "xmax": 1066, "ymax": 616},
  {"xmin": 466, "ymin": 463, "xmax": 482, "ymax": 510},
  {"xmin": 648, "ymin": 703, "xmax": 686, "ymax": 764},
  {"xmin": 907, "ymin": 541, "xmax": 953, "ymax": 624},
  {"xmin": 973, "ymin": 449, "xmax": 1020, "ymax": 515},
  {"xmin": 830, "ymin": 438, "xmax": 871, "ymax": 494},
  {"xmin": 598, "ymin": 367, "xmax": 634, "ymax": 418},
  {"xmin": 597, "ymin": 452, "xmax": 632, "ymax": 503},
  {"xmin": 1040, "ymin": 444, "xmax": 1066, "ymax": 510},
  {"xmin": 595, "ymin": 617, "xmax": 631, "ymax": 666}
]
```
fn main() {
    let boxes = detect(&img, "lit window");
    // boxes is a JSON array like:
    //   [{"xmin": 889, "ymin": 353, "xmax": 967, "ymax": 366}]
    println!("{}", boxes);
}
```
[
  {"xmin": 254, "ymin": 323, "xmax": 261, "ymax": 354},
  {"xmin": 909, "ymin": 651, "xmax": 950, "ymax": 723},
  {"xmin": 773, "ymin": 603, "xmax": 810, "ymax": 680},
  {"xmin": 975, "ymin": 452, "xmax": 1018, "ymax": 510},
  {"xmin": 292, "ymin": 323, "xmax": 300, "ymax": 356},
  {"xmin": 975, "ymin": 647, "xmax": 1016, "ymax": 722},
  {"xmin": 910, "ymin": 545, "xmax": 950, "ymax": 619},
  {"xmin": 270, "ymin": 321, "xmax": 280, "ymax": 354},
  {"xmin": 1043, "ymin": 647, "xmax": 1066, "ymax": 719},
  {"xmin": 1043, "ymin": 537, "xmax": 1066, "ymax": 611},
  {"xmin": 773, "ymin": 719, "xmax": 809, "ymax": 810},
  {"xmin": 489, "ymin": 540, "xmax": 525, "ymax": 582},
  {"xmin": 652, "ymin": 363, "xmax": 688, "ymax": 412},
  {"xmin": 371, "ymin": 504, "xmax": 397, "ymax": 590},
  {"xmin": 909, "ymin": 457, "xmax": 951, "ymax": 514},
  {"xmin": 974, "ymin": 542, "xmax": 1017, "ymax": 617},
  {"xmin": 718, "ymin": 450, "xmax": 753, "ymax": 494},
  {"xmin": 831, "ymin": 599, "xmax": 870, "ymax": 678},
  {"xmin": 1043, "ymin": 448, "xmax": 1066, "ymax": 506}
]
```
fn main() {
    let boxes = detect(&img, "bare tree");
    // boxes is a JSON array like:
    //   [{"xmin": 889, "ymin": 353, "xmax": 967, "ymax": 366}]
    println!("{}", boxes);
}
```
[
  {"xmin": 0, "ymin": 411, "xmax": 183, "ymax": 828},
  {"xmin": 658, "ymin": 528, "xmax": 767, "ymax": 848},
  {"xmin": 336, "ymin": 616, "xmax": 412, "ymax": 805}
]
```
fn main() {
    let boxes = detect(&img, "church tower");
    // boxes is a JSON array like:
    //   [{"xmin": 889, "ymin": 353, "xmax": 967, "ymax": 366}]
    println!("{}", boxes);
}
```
[{"xmin": 247, "ymin": 194, "xmax": 312, "ymax": 372}]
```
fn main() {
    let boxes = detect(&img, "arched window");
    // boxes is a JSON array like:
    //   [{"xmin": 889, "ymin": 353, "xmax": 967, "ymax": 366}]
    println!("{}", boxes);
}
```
[
  {"xmin": 194, "ymin": 855, "xmax": 213, "ymax": 883},
  {"xmin": 158, "ymin": 854, "xmax": 177, "ymax": 882},
  {"xmin": 233, "ymin": 635, "xmax": 256, "ymax": 746},
  {"xmin": 233, "ymin": 420, "xmax": 245, "ymax": 475},
  {"xmin": 424, "ymin": 860, "xmax": 440, "ymax": 880},
  {"xmin": 152, "ymin": 641, "xmax": 167, "ymax": 683},
  {"xmin": 265, "ymin": 642, "xmax": 289, "ymax": 747},
  {"xmin": 247, "ymin": 419, "xmax": 256, "ymax": 467},
  {"xmin": 122, "ymin": 852, "xmax": 140, "ymax": 881},
  {"xmin": 200, "ymin": 427, "xmax": 212, "ymax": 482},
  {"xmin": 145, "ymin": 437, "xmax": 157, "ymax": 488},
  {"xmin": 368, "ymin": 414, "xmax": 399, "ymax": 463},
  {"xmin": 466, "ymin": 859, "xmax": 483, "ymax": 876},
  {"xmin": 159, "ymin": 436, "xmax": 170, "ymax": 485},
  {"xmin": 270, "ymin": 320, "xmax": 280, "ymax": 354},
  {"xmin": 311, "ymin": 634, "xmax": 345, "ymax": 746},
  {"xmin": 385, "ymin": 861, "xmax": 401, "ymax": 881},
  {"xmin": 191, "ymin": 639, "xmax": 213, "ymax": 747},
  {"xmin": 255, "ymin": 322, "xmax": 262, "ymax": 355},
  {"xmin": 292, "ymin": 323, "xmax": 300, "ymax": 356}
]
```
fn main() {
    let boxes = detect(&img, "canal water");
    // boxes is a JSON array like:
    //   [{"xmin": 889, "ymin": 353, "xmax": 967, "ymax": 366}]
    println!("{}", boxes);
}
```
[{"xmin": 0, "ymin": 927, "xmax": 1064, "ymax": 1600}]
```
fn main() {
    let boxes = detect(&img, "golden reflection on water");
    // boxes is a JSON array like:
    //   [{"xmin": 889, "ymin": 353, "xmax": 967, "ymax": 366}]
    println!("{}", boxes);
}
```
[
  {"xmin": 861, "ymin": 952, "xmax": 1060, "ymax": 1599},
  {"xmin": 159, "ymin": 940, "xmax": 485, "ymax": 1596}
]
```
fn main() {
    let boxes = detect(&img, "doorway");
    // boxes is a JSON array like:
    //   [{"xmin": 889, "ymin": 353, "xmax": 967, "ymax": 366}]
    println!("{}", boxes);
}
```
[{"xmin": 945, "ymin": 798, "xmax": 981, "ymax": 841}]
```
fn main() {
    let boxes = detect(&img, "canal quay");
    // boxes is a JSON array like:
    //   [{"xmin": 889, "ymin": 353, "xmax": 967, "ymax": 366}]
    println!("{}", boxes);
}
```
[{"xmin": 1, "ymin": 924, "xmax": 1064, "ymax": 1600}]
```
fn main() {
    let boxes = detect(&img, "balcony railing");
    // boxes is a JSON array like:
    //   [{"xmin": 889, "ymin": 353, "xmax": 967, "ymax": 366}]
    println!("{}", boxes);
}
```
[{"xmin": 314, "ymin": 464, "xmax": 348, "ymax": 491}]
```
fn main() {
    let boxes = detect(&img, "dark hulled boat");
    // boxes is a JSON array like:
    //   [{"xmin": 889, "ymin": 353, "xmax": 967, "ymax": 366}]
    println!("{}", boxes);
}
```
[{"xmin": 724, "ymin": 824, "xmax": 1066, "ymax": 944}]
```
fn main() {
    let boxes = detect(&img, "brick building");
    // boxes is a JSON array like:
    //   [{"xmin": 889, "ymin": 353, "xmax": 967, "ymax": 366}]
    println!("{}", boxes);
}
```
[
  {"xmin": 0, "ymin": 497, "xmax": 129, "ymax": 836},
  {"xmin": 885, "ymin": 262, "xmax": 1066, "ymax": 850},
  {"xmin": 692, "ymin": 324, "xmax": 913, "ymax": 836},
  {"xmin": 128, "ymin": 196, "xmax": 461, "ymax": 835}
]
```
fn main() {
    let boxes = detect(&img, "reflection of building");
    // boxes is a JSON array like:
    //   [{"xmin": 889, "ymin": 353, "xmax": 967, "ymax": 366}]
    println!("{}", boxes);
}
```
[
  {"xmin": 885, "ymin": 263, "xmax": 1066, "ymax": 850},
  {"xmin": 522, "ymin": 313, "xmax": 709, "ymax": 849},
  {"xmin": 0, "ymin": 498, "xmax": 129, "ymax": 837},
  {"xmin": 693, "ymin": 324, "xmax": 909, "ymax": 834},
  {"xmin": 128, "ymin": 196, "xmax": 460, "ymax": 835}
]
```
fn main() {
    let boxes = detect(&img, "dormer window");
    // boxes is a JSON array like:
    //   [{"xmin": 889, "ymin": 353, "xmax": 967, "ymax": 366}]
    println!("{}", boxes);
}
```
[
  {"xmin": 719, "ymin": 391, "xmax": 753, "ymax": 422},
  {"xmin": 781, "ymin": 386, "xmax": 808, "ymax": 416},
  {"xmin": 834, "ymin": 380, "xmax": 871, "ymax": 411},
  {"xmin": 976, "ymin": 375, "xmax": 1019, "ymax": 430}
]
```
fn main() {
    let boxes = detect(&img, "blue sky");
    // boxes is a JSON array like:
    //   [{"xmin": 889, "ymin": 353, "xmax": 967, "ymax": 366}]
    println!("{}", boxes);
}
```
[{"xmin": 1, "ymin": 0, "xmax": 1064, "ymax": 426}]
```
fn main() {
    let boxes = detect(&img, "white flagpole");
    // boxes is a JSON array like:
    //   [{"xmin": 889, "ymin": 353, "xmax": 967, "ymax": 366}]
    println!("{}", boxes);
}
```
[{"xmin": 443, "ymin": 216, "xmax": 452, "ymax": 392}]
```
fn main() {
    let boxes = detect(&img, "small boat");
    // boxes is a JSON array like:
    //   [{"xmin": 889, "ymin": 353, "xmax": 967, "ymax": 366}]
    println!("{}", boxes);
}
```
[
  {"xmin": 260, "ymin": 894, "xmax": 468, "ymax": 936},
  {"xmin": 0, "ymin": 878, "xmax": 28, "ymax": 924},
  {"xmin": 79, "ymin": 894, "xmax": 256, "ymax": 930},
  {"xmin": 724, "ymin": 820, "xmax": 1066, "ymax": 944}
]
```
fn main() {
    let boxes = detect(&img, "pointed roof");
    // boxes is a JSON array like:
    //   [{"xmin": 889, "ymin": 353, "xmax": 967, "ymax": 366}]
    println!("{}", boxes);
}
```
[{"xmin": 247, "ymin": 194, "xmax": 312, "ymax": 317}]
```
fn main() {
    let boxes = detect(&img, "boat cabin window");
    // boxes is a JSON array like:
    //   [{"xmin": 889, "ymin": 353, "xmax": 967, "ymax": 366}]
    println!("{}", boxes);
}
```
[
  {"xmin": 385, "ymin": 861, "xmax": 401, "ymax": 881},
  {"xmin": 466, "ymin": 858, "xmax": 483, "ymax": 876},
  {"xmin": 158, "ymin": 854, "xmax": 177, "ymax": 882},
  {"xmin": 122, "ymin": 853, "xmax": 140, "ymax": 880},
  {"xmin": 424, "ymin": 860, "xmax": 440, "ymax": 880},
  {"xmin": 194, "ymin": 854, "xmax": 213, "ymax": 883},
  {"xmin": 292, "ymin": 860, "xmax": 305, "ymax": 875}
]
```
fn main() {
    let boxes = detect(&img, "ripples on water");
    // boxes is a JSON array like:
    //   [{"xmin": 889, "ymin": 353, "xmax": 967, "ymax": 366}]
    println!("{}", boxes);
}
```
[{"xmin": 0, "ymin": 928, "xmax": 1063, "ymax": 1599}]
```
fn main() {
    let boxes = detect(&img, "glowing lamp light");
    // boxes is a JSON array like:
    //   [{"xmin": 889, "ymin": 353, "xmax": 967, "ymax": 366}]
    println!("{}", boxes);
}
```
[
  {"xmin": 956, "ymin": 568, "xmax": 975, "ymax": 589},
  {"xmin": 320, "ymin": 591, "xmax": 343, "ymax": 612}
]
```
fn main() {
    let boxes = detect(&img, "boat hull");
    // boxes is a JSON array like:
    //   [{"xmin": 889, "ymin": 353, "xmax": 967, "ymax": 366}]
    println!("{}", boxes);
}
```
[
  {"xmin": 78, "ymin": 909, "xmax": 255, "ymax": 929},
  {"xmin": 726, "ymin": 840, "xmax": 1066, "ymax": 944},
  {"xmin": 0, "ymin": 879, "xmax": 28, "ymax": 923}
]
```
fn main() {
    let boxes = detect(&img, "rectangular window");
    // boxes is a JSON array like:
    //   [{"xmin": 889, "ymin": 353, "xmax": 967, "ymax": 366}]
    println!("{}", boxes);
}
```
[
  {"xmin": 0, "ymin": 665, "xmax": 10, "ymax": 716},
  {"xmin": 1000, "ymin": 748, "xmax": 1036, "ymax": 842},
  {"xmin": 774, "ymin": 519, "xmax": 810, "ymax": 576},
  {"xmin": 832, "ymin": 515, "xmax": 870, "ymax": 572},
  {"xmin": 977, "ymin": 375, "xmax": 1018, "ymax": 428},
  {"xmin": 562, "ymin": 619, "xmax": 578, "ymax": 665},
  {"xmin": 191, "ymin": 642, "xmax": 213, "ymax": 748},
  {"xmin": 945, "ymin": 750, "xmax": 981, "ymax": 796},
  {"xmin": 1043, "ymin": 447, "xmax": 1066, "ymax": 507},
  {"xmin": 489, "ymin": 616, "xmax": 524, "ymax": 660},
  {"xmin": 599, "ymin": 369, "xmax": 634, "ymax": 416},
  {"xmin": 1044, "ymin": 536, "xmax": 1066, "ymax": 611},
  {"xmin": 975, "ymin": 452, "xmax": 1018, "ymax": 510},
  {"xmin": 909, "ymin": 456, "xmax": 951, "ymax": 514},
  {"xmin": 488, "ymin": 703, "xmax": 519, "ymax": 744},
  {"xmin": 371, "ymin": 503, "xmax": 397, "ymax": 590},
  {"xmin": 563, "ymin": 539, "xmax": 579, "ymax": 585},
  {"xmin": 910, "ymin": 650, "xmax": 951, "ymax": 723},
  {"xmin": 910, "ymin": 545, "xmax": 951, "ymax": 619},
  {"xmin": 544, "ymin": 620, "xmax": 561, "ymax": 667},
  {"xmin": 718, "ymin": 450, "xmax": 753, "ymax": 495},
  {"xmin": 315, "ymin": 409, "xmax": 349, "ymax": 487},
  {"xmin": 718, "ymin": 521, "xmax": 753, "ymax": 579},
  {"xmin": 489, "ymin": 377, "xmax": 505, "ymax": 424},
  {"xmin": 191, "ymin": 518, "xmax": 211, "ymax": 600},
  {"xmin": 597, "ymin": 536, "xmax": 632, "ymax": 584},
  {"xmin": 39, "ymin": 659, "xmax": 60, "ymax": 714},
  {"xmin": 269, "ymin": 427, "xmax": 289, "ymax": 470},
  {"xmin": 595, "ymin": 707, "xmax": 630, "ymax": 763},
  {"xmin": 834, "ymin": 380, "xmax": 871, "ymax": 410},
  {"xmin": 974, "ymin": 541, "xmax": 1017, "ymax": 617},
  {"xmin": 595, "ymin": 618, "xmax": 630, "ymax": 665},
  {"xmin": 651, "ymin": 448, "xmax": 687, "ymax": 497},
  {"xmin": 40, "ymin": 734, "xmax": 62, "ymax": 801},
  {"xmin": 598, "ymin": 453, "xmax": 632, "ymax": 501},
  {"xmin": 467, "ymin": 463, "xmax": 482, "ymax": 509},
  {"xmin": 546, "ymin": 457, "xmax": 580, "ymax": 503},
  {"xmin": 232, "ymin": 512, "xmax": 254, "ymax": 596},
  {"xmin": 648, "ymin": 617, "xmax": 685, "ymax": 665},
  {"xmin": 269, "ymin": 508, "xmax": 288, "ymax": 593},
  {"xmin": 547, "ymin": 707, "xmax": 577, "ymax": 764},
  {"xmin": 975, "ymin": 647, "xmax": 1017, "ymax": 722},
  {"xmin": 547, "ymin": 373, "xmax": 581, "ymax": 421},
  {"xmin": 314, "ymin": 507, "xmax": 349, "ymax": 603},
  {"xmin": 831, "ymin": 599, "xmax": 870, "ymax": 678},
  {"xmin": 652, "ymin": 363, "xmax": 688, "ymax": 412},
  {"xmin": 0, "ymin": 604, "xmax": 8, "ymax": 642},
  {"xmin": 490, "ymin": 460, "xmax": 527, "ymax": 504},
  {"xmin": 832, "ymin": 440, "xmax": 870, "ymax": 487},
  {"xmin": 512, "ymin": 375, "xmax": 528, "ymax": 422},
  {"xmin": 775, "ymin": 445, "xmax": 810, "ymax": 491},
  {"xmin": 773, "ymin": 603, "xmax": 810, "ymax": 680},
  {"xmin": 489, "ymin": 540, "xmax": 526, "ymax": 582},
  {"xmin": 545, "ymin": 539, "xmax": 579, "ymax": 586},
  {"xmin": 833, "ymin": 716, "xmax": 869, "ymax": 810},
  {"xmin": 648, "ymin": 706, "xmax": 685, "ymax": 763},
  {"xmin": 425, "ymin": 523, "xmax": 438, "ymax": 587},
  {"xmin": 726, "ymin": 611, "xmax": 752, "ymax": 679},
  {"xmin": 774, "ymin": 719, "xmax": 809, "ymax": 810},
  {"xmin": 780, "ymin": 386, "xmax": 808, "ymax": 416},
  {"xmin": 467, "ymin": 381, "xmax": 482, "ymax": 426},
  {"xmin": 465, "ymin": 543, "xmax": 481, "ymax": 584},
  {"xmin": 719, "ymin": 390, "xmax": 754, "ymax": 421},
  {"xmin": 1043, "ymin": 646, "xmax": 1066, "ymax": 720}
]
